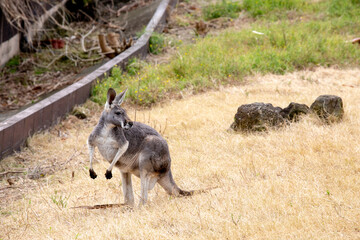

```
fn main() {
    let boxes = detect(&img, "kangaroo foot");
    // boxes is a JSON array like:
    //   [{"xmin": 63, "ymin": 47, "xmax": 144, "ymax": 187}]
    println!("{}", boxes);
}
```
[
  {"xmin": 105, "ymin": 170, "xmax": 113, "ymax": 179},
  {"xmin": 89, "ymin": 169, "xmax": 97, "ymax": 179}
]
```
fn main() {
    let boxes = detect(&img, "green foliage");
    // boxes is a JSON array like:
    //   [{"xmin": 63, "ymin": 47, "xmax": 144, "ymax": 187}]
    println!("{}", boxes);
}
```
[
  {"xmin": 126, "ymin": 58, "xmax": 140, "ymax": 76},
  {"xmin": 149, "ymin": 32, "xmax": 165, "ymax": 55},
  {"xmin": 203, "ymin": 0, "xmax": 242, "ymax": 20},
  {"xmin": 5, "ymin": 56, "xmax": 20, "ymax": 73},
  {"xmin": 126, "ymin": 58, "xmax": 146, "ymax": 76},
  {"xmin": 5, "ymin": 56, "xmax": 20, "ymax": 67}
]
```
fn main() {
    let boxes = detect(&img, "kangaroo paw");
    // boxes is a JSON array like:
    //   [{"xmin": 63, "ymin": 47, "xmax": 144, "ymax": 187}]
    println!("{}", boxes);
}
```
[
  {"xmin": 89, "ymin": 169, "xmax": 97, "ymax": 179},
  {"xmin": 105, "ymin": 170, "xmax": 113, "ymax": 179}
]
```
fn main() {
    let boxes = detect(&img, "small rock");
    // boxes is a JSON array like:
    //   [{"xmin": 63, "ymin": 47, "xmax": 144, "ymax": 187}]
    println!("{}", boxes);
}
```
[
  {"xmin": 230, "ymin": 102, "xmax": 285, "ymax": 132},
  {"xmin": 310, "ymin": 95, "xmax": 344, "ymax": 123},
  {"xmin": 7, "ymin": 178, "xmax": 15, "ymax": 185},
  {"xmin": 280, "ymin": 102, "xmax": 310, "ymax": 121},
  {"xmin": 71, "ymin": 108, "xmax": 87, "ymax": 119}
]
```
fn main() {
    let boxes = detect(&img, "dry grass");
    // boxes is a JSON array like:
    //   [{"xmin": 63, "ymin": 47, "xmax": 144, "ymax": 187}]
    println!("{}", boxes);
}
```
[{"xmin": 1, "ymin": 68, "xmax": 360, "ymax": 239}]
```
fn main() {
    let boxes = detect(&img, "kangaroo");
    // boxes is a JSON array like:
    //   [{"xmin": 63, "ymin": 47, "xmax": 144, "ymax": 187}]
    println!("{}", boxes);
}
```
[{"xmin": 87, "ymin": 88, "xmax": 193, "ymax": 205}]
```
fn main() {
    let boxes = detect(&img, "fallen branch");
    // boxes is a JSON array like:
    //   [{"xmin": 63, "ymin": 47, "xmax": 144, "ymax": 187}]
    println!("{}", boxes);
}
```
[{"xmin": 81, "ymin": 25, "xmax": 97, "ymax": 52}]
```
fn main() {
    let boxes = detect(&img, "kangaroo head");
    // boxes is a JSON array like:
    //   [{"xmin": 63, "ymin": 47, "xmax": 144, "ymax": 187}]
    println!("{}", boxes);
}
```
[{"xmin": 104, "ymin": 88, "xmax": 133, "ymax": 130}]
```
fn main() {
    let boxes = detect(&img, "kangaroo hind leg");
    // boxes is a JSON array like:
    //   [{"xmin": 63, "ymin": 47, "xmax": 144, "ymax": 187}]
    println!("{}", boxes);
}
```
[
  {"xmin": 121, "ymin": 172, "xmax": 134, "ymax": 206},
  {"xmin": 139, "ymin": 171, "xmax": 151, "ymax": 206}
]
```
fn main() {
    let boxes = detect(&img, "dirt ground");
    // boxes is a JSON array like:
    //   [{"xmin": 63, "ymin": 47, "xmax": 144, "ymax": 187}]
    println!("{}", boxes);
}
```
[
  {"xmin": 0, "ymin": 0, "xmax": 157, "ymax": 113},
  {"xmin": 1, "ymin": 67, "xmax": 359, "ymax": 239}
]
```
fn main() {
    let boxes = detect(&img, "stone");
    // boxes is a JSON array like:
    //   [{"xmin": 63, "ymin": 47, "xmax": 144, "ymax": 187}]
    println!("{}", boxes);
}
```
[
  {"xmin": 71, "ymin": 108, "xmax": 87, "ymax": 119},
  {"xmin": 280, "ymin": 102, "xmax": 310, "ymax": 121},
  {"xmin": 310, "ymin": 95, "xmax": 344, "ymax": 123},
  {"xmin": 230, "ymin": 102, "xmax": 285, "ymax": 132}
]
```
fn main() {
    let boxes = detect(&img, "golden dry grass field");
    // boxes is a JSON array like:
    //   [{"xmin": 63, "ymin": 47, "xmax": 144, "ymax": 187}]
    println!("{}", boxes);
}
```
[{"xmin": 1, "ymin": 68, "xmax": 360, "ymax": 239}]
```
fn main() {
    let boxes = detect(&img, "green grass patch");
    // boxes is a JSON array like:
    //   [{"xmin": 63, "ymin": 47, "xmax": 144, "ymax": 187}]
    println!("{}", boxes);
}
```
[
  {"xmin": 327, "ymin": 0, "xmax": 360, "ymax": 18},
  {"xmin": 34, "ymin": 67, "xmax": 48, "ymax": 75},
  {"xmin": 5, "ymin": 56, "xmax": 20, "ymax": 67},
  {"xmin": 243, "ymin": 0, "xmax": 307, "ymax": 18},
  {"xmin": 4, "ymin": 56, "xmax": 20, "ymax": 73},
  {"xmin": 91, "ymin": 0, "xmax": 360, "ymax": 106},
  {"xmin": 203, "ymin": 0, "xmax": 242, "ymax": 20},
  {"xmin": 126, "ymin": 58, "xmax": 145, "ymax": 76}
]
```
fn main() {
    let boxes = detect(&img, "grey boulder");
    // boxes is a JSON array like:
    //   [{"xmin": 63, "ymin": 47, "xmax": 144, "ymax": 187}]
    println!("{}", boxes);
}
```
[
  {"xmin": 310, "ymin": 95, "xmax": 344, "ymax": 123},
  {"xmin": 280, "ymin": 102, "xmax": 310, "ymax": 121},
  {"xmin": 230, "ymin": 103, "xmax": 285, "ymax": 132}
]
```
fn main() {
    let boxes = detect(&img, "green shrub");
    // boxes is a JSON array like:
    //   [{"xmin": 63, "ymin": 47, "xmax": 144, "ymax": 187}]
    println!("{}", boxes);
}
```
[
  {"xmin": 126, "ymin": 58, "xmax": 144, "ymax": 76},
  {"xmin": 149, "ymin": 32, "xmax": 165, "ymax": 55}
]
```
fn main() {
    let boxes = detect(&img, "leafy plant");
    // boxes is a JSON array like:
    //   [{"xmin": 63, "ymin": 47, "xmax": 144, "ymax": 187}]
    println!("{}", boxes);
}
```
[
  {"xmin": 126, "ymin": 58, "xmax": 144, "ymax": 76},
  {"xmin": 149, "ymin": 32, "xmax": 165, "ymax": 55}
]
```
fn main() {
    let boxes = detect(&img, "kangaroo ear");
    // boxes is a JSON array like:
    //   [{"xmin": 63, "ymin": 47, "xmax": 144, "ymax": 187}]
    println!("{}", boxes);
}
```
[
  {"xmin": 114, "ymin": 88, "xmax": 128, "ymax": 106},
  {"xmin": 105, "ymin": 88, "xmax": 116, "ymax": 110}
]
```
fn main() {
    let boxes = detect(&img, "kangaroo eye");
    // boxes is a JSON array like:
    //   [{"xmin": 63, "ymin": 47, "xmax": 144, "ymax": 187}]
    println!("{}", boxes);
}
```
[{"xmin": 115, "ymin": 111, "xmax": 121, "ymax": 115}]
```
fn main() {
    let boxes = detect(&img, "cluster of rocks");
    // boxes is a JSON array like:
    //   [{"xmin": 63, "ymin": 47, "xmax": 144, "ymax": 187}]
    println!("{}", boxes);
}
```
[{"xmin": 230, "ymin": 95, "xmax": 344, "ymax": 132}]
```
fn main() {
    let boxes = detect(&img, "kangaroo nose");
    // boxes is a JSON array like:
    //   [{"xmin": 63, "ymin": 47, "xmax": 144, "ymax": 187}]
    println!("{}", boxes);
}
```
[{"xmin": 128, "ymin": 121, "xmax": 133, "ymax": 128}]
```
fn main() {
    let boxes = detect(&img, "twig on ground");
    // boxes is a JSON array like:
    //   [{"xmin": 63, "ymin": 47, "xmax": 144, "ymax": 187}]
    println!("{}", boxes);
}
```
[{"xmin": 46, "ymin": 53, "xmax": 66, "ymax": 68}]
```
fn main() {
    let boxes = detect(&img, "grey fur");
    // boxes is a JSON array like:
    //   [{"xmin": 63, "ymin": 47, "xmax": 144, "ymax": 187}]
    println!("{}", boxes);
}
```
[{"xmin": 88, "ymin": 88, "xmax": 192, "ymax": 206}]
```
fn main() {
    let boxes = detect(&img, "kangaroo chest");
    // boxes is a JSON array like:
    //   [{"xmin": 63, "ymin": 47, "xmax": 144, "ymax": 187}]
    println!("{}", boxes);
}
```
[{"xmin": 94, "ymin": 128, "xmax": 121, "ymax": 162}]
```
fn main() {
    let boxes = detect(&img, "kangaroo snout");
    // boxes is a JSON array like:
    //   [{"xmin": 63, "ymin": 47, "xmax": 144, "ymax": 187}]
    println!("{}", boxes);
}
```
[{"xmin": 124, "ymin": 120, "xmax": 133, "ymax": 130}]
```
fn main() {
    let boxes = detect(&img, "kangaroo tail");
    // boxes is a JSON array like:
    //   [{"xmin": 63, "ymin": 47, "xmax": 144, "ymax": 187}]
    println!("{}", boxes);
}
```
[{"xmin": 158, "ymin": 170, "xmax": 194, "ymax": 197}]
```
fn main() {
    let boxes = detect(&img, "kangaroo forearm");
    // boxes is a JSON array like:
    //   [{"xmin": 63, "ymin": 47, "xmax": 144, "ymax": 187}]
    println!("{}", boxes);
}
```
[
  {"xmin": 88, "ymin": 142, "xmax": 97, "ymax": 179},
  {"xmin": 109, "ymin": 141, "xmax": 129, "ymax": 170}
]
